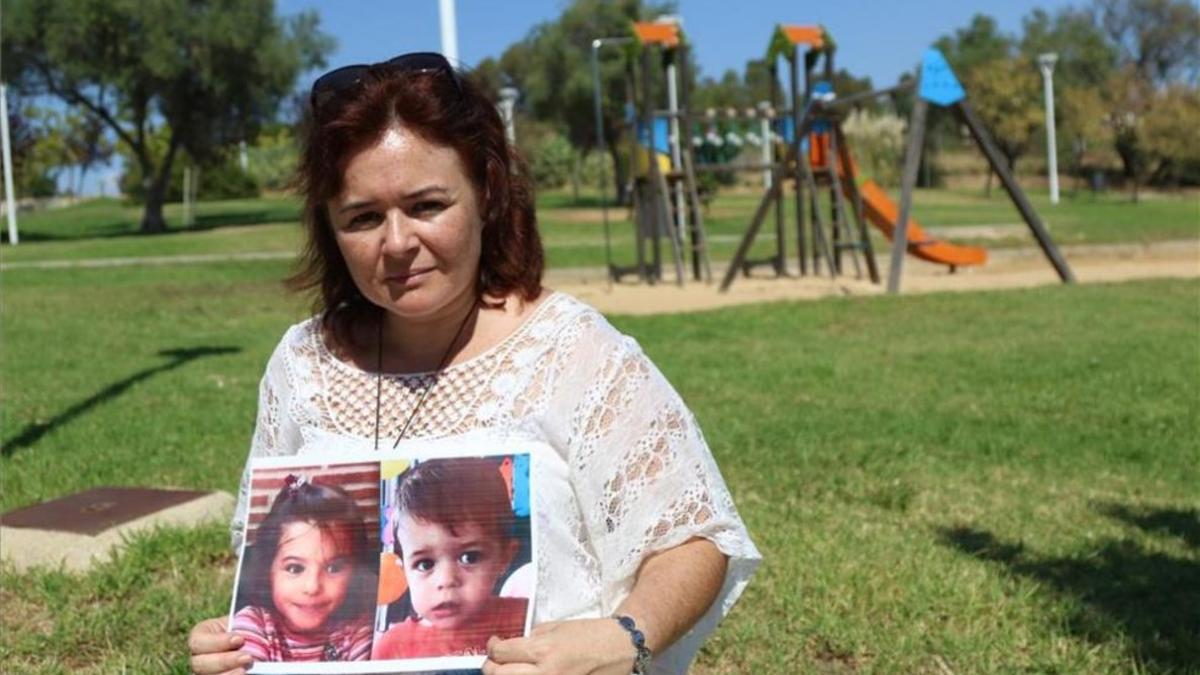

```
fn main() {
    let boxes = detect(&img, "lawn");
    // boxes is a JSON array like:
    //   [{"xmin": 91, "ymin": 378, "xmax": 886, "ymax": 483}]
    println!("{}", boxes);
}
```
[
  {"xmin": 1, "ymin": 251, "xmax": 1197, "ymax": 672},
  {"xmin": 3, "ymin": 188, "xmax": 1196, "ymax": 271}
]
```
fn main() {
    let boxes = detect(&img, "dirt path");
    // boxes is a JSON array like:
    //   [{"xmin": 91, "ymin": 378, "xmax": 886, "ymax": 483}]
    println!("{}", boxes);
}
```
[
  {"xmin": 546, "ymin": 239, "xmax": 1200, "ymax": 315},
  {"xmin": 5, "ymin": 239, "xmax": 1195, "ymax": 316}
]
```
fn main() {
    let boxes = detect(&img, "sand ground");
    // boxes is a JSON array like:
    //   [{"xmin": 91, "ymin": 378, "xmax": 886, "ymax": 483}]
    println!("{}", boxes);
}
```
[{"xmin": 545, "ymin": 239, "xmax": 1200, "ymax": 315}]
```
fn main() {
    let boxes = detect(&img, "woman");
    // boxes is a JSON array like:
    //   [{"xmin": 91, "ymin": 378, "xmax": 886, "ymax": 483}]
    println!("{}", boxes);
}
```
[{"xmin": 188, "ymin": 53, "xmax": 759, "ymax": 675}]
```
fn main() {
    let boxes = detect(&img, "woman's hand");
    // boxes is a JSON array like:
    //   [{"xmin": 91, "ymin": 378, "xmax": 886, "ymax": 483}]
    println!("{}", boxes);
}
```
[
  {"xmin": 187, "ymin": 617, "xmax": 253, "ymax": 675},
  {"xmin": 483, "ymin": 618, "xmax": 636, "ymax": 675}
]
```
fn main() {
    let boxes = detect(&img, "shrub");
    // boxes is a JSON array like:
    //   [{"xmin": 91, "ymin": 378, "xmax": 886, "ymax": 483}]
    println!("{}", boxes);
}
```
[
  {"xmin": 842, "ymin": 109, "xmax": 906, "ymax": 187},
  {"xmin": 121, "ymin": 154, "xmax": 259, "ymax": 203}
]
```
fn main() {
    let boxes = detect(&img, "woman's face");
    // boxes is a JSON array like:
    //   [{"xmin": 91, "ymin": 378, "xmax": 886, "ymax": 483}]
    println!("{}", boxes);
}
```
[
  {"xmin": 269, "ymin": 521, "xmax": 356, "ymax": 634},
  {"xmin": 328, "ymin": 124, "xmax": 483, "ymax": 323}
]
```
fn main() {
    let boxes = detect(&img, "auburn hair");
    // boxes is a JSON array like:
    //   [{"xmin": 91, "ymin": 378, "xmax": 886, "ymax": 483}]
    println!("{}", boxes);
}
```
[
  {"xmin": 392, "ymin": 457, "xmax": 516, "ymax": 546},
  {"xmin": 240, "ymin": 479, "xmax": 376, "ymax": 622},
  {"xmin": 289, "ymin": 68, "xmax": 543, "ymax": 349}
]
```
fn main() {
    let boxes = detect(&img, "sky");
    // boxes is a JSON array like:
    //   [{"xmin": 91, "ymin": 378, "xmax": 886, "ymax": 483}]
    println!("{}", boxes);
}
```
[
  {"xmin": 281, "ymin": 0, "xmax": 1079, "ymax": 88},
  {"xmin": 80, "ymin": 0, "xmax": 1081, "ymax": 195}
]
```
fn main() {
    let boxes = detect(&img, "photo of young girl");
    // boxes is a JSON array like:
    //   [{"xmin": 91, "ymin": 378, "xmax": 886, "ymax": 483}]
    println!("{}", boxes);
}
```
[
  {"xmin": 230, "ymin": 465, "xmax": 379, "ymax": 665},
  {"xmin": 372, "ymin": 455, "xmax": 532, "ymax": 659}
]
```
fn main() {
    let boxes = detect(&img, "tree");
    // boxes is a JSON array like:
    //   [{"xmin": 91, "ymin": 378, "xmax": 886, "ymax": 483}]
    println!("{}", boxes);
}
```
[
  {"xmin": 1019, "ymin": 7, "xmax": 1118, "ymax": 89},
  {"xmin": 1018, "ymin": 6, "xmax": 1120, "ymax": 192},
  {"xmin": 961, "ymin": 57, "xmax": 1043, "ymax": 194},
  {"xmin": 59, "ymin": 111, "xmax": 114, "ymax": 196},
  {"xmin": 1141, "ymin": 85, "xmax": 1200, "ymax": 186},
  {"xmin": 932, "ymin": 14, "xmax": 1019, "ymax": 190},
  {"xmin": 690, "ymin": 58, "xmax": 793, "ymax": 113},
  {"xmin": 1101, "ymin": 67, "xmax": 1155, "ymax": 201},
  {"xmin": 2, "ymin": 0, "xmax": 332, "ymax": 232},
  {"xmin": 934, "ymin": 14, "xmax": 1014, "ymax": 75},
  {"xmin": 1093, "ymin": 0, "xmax": 1200, "ymax": 85},
  {"xmin": 6, "ymin": 103, "xmax": 58, "ymax": 197},
  {"xmin": 1057, "ymin": 85, "xmax": 1113, "ymax": 188},
  {"xmin": 691, "ymin": 68, "xmax": 748, "ymax": 112},
  {"xmin": 479, "ymin": 0, "xmax": 675, "ymax": 203},
  {"xmin": 245, "ymin": 123, "xmax": 299, "ymax": 193}
]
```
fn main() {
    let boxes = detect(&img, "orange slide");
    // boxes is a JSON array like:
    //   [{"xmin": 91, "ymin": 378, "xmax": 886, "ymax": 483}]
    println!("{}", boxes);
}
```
[
  {"xmin": 852, "ymin": 179, "xmax": 987, "ymax": 267},
  {"xmin": 811, "ymin": 134, "xmax": 987, "ymax": 268}
]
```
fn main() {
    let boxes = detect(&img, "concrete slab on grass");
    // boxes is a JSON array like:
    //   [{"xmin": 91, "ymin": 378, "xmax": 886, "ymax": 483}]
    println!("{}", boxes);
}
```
[{"xmin": 1, "ymin": 486, "xmax": 234, "ymax": 573}]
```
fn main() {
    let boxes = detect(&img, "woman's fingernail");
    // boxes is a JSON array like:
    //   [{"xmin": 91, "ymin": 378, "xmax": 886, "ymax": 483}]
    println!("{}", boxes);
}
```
[
  {"xmin": 230, "ymin": 634, "xmax": 244, "ymax": 647},
  {"xmin": 239, "ymin": 653, "xmax": 253, "ymax": 665}
]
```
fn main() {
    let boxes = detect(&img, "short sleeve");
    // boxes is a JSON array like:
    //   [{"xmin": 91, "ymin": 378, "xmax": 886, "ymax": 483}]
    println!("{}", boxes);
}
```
[
  {"xmin": 231, "ymin": 605, "xmax": 274, "ymax": 662},
  {"xmin": 555, "ymin": 313, "xmax": 761, "ymax": 673},
  {"xmin": 230, "ymin": 335, "xmax": 303, "ymax": 551}
]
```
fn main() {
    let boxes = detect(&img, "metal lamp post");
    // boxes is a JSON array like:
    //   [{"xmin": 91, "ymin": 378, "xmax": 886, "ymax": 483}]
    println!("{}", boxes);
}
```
[
  {"xmin": 0, "ymin": 84, "xmax": 18, "ymax": 245},
  {"xmin": 1037, "ymin": 52, "xmax": 1059, "ymax": 205},
  {"xmin": 591, "ymin": 36, "xmax": 633, "ymax": 288}
]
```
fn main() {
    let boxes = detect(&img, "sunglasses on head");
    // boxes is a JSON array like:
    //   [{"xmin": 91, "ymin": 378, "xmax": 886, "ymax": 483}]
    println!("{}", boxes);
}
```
[{"xmin": 309, "ymin": 52, "xmax": 463, "ymax": 121}]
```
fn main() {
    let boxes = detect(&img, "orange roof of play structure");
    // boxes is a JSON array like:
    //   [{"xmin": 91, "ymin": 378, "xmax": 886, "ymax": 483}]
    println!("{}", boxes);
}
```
[
  {"xmin": 779, "ymin": 25, "xmax": 825, "ymax": 49},
  {"xmin": 632, "ymin": 21, "xmax": 681, "ymax": 47}
]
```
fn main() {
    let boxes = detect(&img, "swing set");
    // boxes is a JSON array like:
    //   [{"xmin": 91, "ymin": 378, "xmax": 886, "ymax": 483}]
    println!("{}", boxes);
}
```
[{"xmin": 590, "ymin": 21, "xmax": 1074, "ymax": 293}]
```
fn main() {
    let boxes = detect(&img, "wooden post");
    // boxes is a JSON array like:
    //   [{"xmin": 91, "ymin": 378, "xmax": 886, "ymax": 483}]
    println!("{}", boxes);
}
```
[
  {"xmin": 723, "ymin": 102, "xmax": 825, "ymax": 292},
  {"xmin": 720, "ymin": 181, "xmax": 781, "ymax": 292},
  {"xmin": 823, "ymin": 47, "xmax": 844, "ymax": 275},
  {"xmin": 826, "ymin": 125, "xmax": 862, "ymax": 278},
  {"xmin": 625, "ymin": 66, "xmax": 645, "ymax": 283},
  {"xmin": 773, "ymin": 151, "xmax": 786, "ymax": 275},
  {"xmin": 791, "ymin": 45, "xmax": 807, "ymax": 276},
  {"xmin": 887, "ymin": 97, "xmax": 928, "ymax": 294},
  {"xmin": 681, "ymin": 148, "xmax": 712, "ymax": 283},
  {"xmin": 641, "ymin": 47, "xmax": 662, "ymax": 283},
  {"xmin": 957, "ymin": 99, "xmax": 1075, "ymax": 283},
  {"xmin": 834, "ymin": 123, "xmax": 880, "ymax": 283},
  {"xmin": 799, "ymin": 153, "xmax": 837, "ymax": 278},
  {"xmin": 654, "ymin": 164, "xmax": 686, "ymax": 286},
  {"xmin": 678, "ymin": 42, "xmax": 704, "ymax": 281}
]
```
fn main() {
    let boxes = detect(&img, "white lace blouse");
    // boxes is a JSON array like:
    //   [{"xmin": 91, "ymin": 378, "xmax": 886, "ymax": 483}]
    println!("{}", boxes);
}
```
[{"xmin": 231, "ymin": 292, "xmax": 760, "ymax": 674}]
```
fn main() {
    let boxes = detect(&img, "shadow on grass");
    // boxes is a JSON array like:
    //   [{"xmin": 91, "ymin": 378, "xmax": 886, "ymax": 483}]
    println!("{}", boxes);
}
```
[
  {"xmin": 190, "ymin": 209, "xmax": 300, "ymax": 229},
  {"xmin": 3, "ymin": 221, "xmax": 132, "ymax": 243},
  {"xmin": 1, "ymin": 346, "xmax": 241, "ymax": 457},
  {"xmin": 937, "ymin": 505, "xmax": 1200, "ymax": 673},
  {"xmin": 3, "ymin": 207, "xmax": 300, "ymax": 244},
  {"xmin": 1097, "ymin": 502, "xmax": 1200, "ymax": 550}
]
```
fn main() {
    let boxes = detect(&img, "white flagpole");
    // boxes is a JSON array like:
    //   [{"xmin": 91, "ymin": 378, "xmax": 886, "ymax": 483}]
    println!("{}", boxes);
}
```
[{"xmin": 439, "ymin": 0, "xmax": 459, "ymax": 64}]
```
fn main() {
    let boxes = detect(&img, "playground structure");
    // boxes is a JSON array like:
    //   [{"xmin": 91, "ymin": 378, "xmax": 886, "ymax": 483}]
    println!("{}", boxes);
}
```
[
  {"xmin": 597, "ymin": 20, "xmax": 711, "ymax": 286},
  {"xmin": 591, "ymin": 20, "xmax": 1075, "ymax": 293}
]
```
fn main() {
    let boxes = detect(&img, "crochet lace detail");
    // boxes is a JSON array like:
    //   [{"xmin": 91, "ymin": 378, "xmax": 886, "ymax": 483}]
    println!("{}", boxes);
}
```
[{"xmin": 234, "ymin": 292, "xmax": 760, "ymax": 675}]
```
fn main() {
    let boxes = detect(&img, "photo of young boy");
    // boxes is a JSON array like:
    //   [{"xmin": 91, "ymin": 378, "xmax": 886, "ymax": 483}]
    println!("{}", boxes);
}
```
[
  {"xmin": 229, "ymin": 463, "xmax": 380, "ymax": 665},
  {"xmin": 372, "ymin": 455, "xmax": 532, "ymax": 659}
]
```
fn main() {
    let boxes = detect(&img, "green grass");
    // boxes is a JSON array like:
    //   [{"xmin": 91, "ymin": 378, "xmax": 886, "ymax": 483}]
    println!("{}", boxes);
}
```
[
  {"xmin": 2, "ymin": 197, "xmax": 303, "ymax": 264},
  {"xmin": 4, "ymin": 188, "xmax": 1196, "ymax": 271},
  {"xmin": 901, "ymin": 188, "xmax": 1200, "ymax": 246},
  {"xmin": 2, "ymin": 253, "xmax": 1197, "ymax": 672},
  {"xmin": 11, "ymin": 196, "xmax": 302, "ymax": 240},
  {"xmin": 544, "ymin": 187, "xmax": 1198, "ymax": 271}
]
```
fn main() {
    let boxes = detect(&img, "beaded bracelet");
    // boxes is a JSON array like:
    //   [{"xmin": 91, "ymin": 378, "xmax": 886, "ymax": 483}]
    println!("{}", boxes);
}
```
[{"xmin": 614, "ymin": 615, "xmax": 652, "ymax": 675}]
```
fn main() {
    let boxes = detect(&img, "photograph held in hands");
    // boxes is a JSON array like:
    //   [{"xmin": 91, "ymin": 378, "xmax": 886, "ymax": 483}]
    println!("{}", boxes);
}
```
[{"xmin": 228, "ymin": 447, "xmax": 534, "ymax": 674}]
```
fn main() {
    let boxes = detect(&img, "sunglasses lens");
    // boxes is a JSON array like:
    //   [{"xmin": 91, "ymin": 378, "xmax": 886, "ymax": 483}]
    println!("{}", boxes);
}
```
[
  {"xmin": 383, "ymin": 52, "xmax": 451, "ymax": 71},
  {"xmin": 310, "ymin": 52, "xmax": 462, "ymax": 120},
  {"xmin": 311, "ymin": 65, "xmax": 372, "ymax": 118}
]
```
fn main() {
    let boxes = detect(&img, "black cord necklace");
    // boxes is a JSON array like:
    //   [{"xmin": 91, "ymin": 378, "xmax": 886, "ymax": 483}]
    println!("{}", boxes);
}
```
[{"xmin": 373, "ymin": 302, "xmax": 476, "ymax": 451}]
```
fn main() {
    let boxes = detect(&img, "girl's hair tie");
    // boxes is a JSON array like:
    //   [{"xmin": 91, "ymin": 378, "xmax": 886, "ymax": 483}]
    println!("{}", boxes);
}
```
[{"xmin": 284, "ymin": 473, "xmax": 310, "ymax": 493}]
